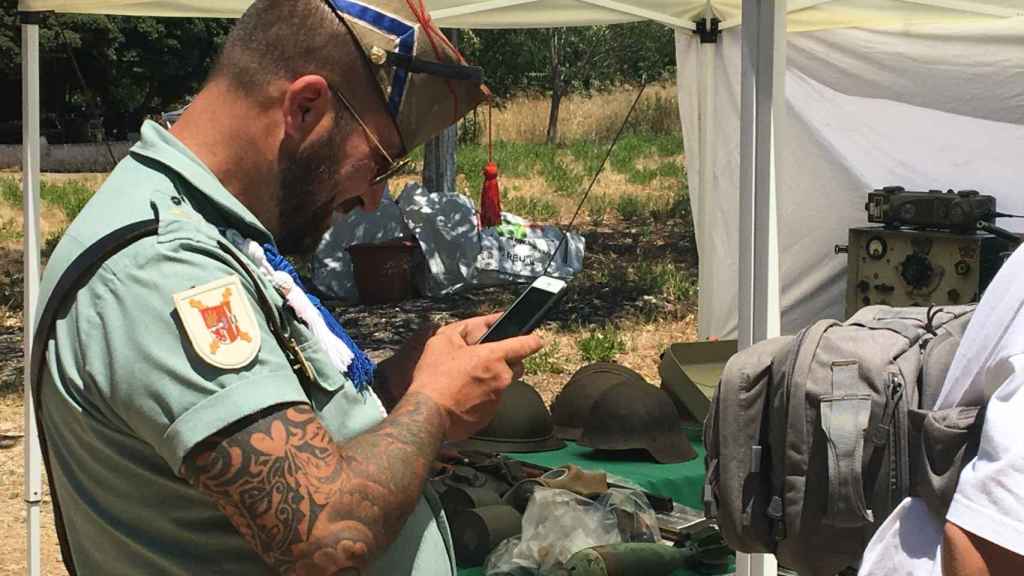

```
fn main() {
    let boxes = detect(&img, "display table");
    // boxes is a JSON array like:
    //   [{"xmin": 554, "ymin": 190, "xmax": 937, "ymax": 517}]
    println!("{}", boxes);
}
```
[{"xmin": 457, "ymin": 430, "xmax": 708, "ymax": 576}]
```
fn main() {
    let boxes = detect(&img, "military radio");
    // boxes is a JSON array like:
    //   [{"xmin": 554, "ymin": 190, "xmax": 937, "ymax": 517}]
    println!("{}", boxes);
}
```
[
  {"xmin": 866, "ymin": 186, "xmax": 997, "ymax": 233},
  {"xmin": 839, "ymin": 187, "xmax": 1020, "ymax": 317}
]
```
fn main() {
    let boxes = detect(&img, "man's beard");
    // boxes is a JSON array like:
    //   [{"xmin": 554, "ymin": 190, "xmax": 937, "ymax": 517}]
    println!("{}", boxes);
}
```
[{"xmin": 276, "ymin": 127, "xmax": 346, "ymax": 256}]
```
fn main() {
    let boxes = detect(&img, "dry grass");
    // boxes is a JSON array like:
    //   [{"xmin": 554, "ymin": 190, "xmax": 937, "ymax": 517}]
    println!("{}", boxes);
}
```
[
  {"xmin": 527, "ymin": 317, "xmax": 697, "ymax": 405},
  {"xmin": 471, "ymin": 83, "xmax": 680, "ymax": 144}
]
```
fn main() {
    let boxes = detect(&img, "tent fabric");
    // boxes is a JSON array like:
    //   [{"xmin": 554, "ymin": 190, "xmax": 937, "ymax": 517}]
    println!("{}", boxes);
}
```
[
  {"xmin": 17, "ymin": 0, "xmax": 1024, "ymax": 30},
  {"xmin": 677, "ymin": 17, "xmax": 1024, "ymax": 338}
]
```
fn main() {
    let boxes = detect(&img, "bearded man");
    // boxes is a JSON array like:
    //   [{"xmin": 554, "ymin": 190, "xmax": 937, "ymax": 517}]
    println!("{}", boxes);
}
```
[{"xmin": 33, "ymin": 1, "xmax": 542, "ymax": 574}]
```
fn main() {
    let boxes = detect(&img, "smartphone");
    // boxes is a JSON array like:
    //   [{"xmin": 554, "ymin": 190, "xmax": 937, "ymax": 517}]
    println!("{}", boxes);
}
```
[{"xmin": 477, "ymin": 276, "xmax": 567, "ymax": 344}]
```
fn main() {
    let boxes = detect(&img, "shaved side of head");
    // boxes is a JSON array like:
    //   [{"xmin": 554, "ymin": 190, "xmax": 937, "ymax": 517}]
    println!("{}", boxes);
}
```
[{"xmin": 211, "ymin": 0, "xmax": 360, "ymax": 100}]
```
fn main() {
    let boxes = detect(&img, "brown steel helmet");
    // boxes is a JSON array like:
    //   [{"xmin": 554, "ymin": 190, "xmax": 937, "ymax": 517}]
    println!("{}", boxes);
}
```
[
  {"xmin": 578, "ymin": 381, "xmax": 696, "ymax": 464},
  {"xmin": 550, "ymin": 362, "xmax": 648, "ymax": 441},
  {"xmin": 452, "ymin": 380, "xmax": 565, "ymax": 453}
]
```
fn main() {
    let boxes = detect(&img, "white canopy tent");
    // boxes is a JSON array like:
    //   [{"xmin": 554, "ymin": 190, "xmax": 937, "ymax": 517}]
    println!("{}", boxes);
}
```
[{"xmin": 16, "ymin": 1, "xmax": 1024, "ymax": 575}]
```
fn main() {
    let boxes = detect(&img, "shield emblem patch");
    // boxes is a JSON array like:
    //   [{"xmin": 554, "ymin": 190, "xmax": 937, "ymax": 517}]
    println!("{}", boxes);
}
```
[{"xmin": 173, "ymin": 275, "xmax": 261, "ymax": 369}]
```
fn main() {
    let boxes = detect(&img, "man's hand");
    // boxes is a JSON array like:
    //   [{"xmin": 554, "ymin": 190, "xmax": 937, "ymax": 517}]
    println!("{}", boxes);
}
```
[
  {"xmin": 373, "ymin": 321, "xmax": 439, "ymax": 410},
  {"xmin": 408, "ymin": 313, "xmax": 543, "ymax": 441},
  {"xmin": 181, "ymin": 313, "xmax": 542, "ymax": 574}
]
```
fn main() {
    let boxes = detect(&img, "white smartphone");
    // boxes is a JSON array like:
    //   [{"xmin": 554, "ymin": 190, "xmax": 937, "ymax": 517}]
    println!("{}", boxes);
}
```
[{"xmin": 477, "ymin": 275, "xmax": 568, "ymax": 344}]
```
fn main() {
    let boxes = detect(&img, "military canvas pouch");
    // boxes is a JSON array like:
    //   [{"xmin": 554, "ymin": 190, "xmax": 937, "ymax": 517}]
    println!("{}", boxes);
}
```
[
  {"xmin": 907, "ymin": 405, "xmax": 984, "ymax": 520},
  {"xmin": 703, "ymin": 336, "xmax": 792, "ymax": 554}
]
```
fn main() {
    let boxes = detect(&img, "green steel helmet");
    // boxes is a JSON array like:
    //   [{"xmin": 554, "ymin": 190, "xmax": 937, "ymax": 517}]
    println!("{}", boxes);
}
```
[
  {"xmin": 551, "ymin": 362, "xmax": 648, "ymax": 441},
  {"xmin": 578, "ymin": 381, "xmax": 697, "ymax": 464},
  {"xmin": 453, "ymin": 380, "xmax": 565, "ymax": 453}
]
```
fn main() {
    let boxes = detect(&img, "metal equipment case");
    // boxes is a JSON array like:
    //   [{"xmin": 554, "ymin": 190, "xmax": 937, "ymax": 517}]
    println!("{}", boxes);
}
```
[{"xmin": 845, "ymin": 226, "xmax": 1011, "ymax": 317}]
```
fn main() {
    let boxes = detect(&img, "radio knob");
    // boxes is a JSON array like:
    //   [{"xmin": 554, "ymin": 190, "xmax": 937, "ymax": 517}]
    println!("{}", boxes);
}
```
[
  {"xmin": 954, "ymin": 260, "xmax": 971, "ymax": 276},
  {"xmin": 899, "ymin": 254, "xmax": 935, "ymax": 290}
]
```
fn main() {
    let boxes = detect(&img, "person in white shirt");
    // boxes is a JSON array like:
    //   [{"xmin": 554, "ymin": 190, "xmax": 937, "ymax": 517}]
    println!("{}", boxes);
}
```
[{"xmin": 859, "ymin": 245, "xmax": 1024, "ymax": 576}]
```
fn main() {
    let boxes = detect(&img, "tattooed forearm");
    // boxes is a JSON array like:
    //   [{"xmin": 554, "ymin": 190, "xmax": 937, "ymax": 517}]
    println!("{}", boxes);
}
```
[{"xmin": 182, "ymin": 392, "xmax": 446, "ymax": 575}]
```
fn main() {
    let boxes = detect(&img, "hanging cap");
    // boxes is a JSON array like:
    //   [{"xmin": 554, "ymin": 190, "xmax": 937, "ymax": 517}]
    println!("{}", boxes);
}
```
[{"xmin": 324, "ymin": 0, "xmax": 489, "ymax": 155}]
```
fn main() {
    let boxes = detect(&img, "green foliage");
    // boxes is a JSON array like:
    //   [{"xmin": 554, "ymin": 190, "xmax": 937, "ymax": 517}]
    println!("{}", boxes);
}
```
[
  {"xmin": 587, "ymin": 194, "xmax": 611, "ymax": 227},
  {"xmin": 42, "ymin": 180, "xmax": 94, "ymax": 221},
  {"xmin": 577, "ymin": 325, "xmax": 625, "ymax": 363},
  {"xmin": 0, "ymin": 177, "xmax": 19, "ymax": 206},
  {"xmin": 615, "ymin": 194, "xmax": 644, "ymax": 221},
  {"xmin": 1, "ymin": 7, "xmax": 232, "ymax": 141},
  {"xmin": 626, "ymin": 91, "xmax": 682, "ymax": 137},
  {"xmin": 503, "ymin": 193, "xmax": 558, "ymax": 222},
  {"xmin": 537, "ymin": 155, "xmax": 578, "ymax": 197},
  {"xmin": 624, "ymin": 160, "xmax": 686, "ymax": 186},
  {"xmin": 463, "ymin": 23, "xmax": 676, "ymax": 100},
  {"xmin": 631, "ymin": 261, "xmax": 696, "ymax": 303},
  {"xmin": 610, "ymin": 134, "xmax": 682, "ymax": 173},
  {"xmin": 0, "ymin": 177, "xmax": 95, "ymax": 241},
  {"xmin": 524, "ymin": 341, "xmax": 565, "ymax": 375}
]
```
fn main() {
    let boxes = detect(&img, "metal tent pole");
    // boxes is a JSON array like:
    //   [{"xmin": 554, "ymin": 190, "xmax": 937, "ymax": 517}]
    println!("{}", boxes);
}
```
[
  {"xmin": 738, "ymin": 0, "xmax": 784, "ymax": 347},
  {"xmin": 695, "ymin": 10, "xmax": 718, "ymax": 339},
  {"xmin": 737, "ymin": 0, "xmax": 785, "ymax": 573},
  {"xmin": 21, "ymin": 16, "xmax": 44, "ymax": 576}
]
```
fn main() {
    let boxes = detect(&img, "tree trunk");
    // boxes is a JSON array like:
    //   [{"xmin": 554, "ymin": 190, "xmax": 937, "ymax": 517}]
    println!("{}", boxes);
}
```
[
  {"xmin": 546, "ymin": 29, "xmax": 563, "ymax": 145},
  {"xmin": 423, "ymin": 124, "xmax": 457, "ymax": 192},
  {"xmin": 422, "ymin": 29, "xmax": 460, "ymax": 193}
]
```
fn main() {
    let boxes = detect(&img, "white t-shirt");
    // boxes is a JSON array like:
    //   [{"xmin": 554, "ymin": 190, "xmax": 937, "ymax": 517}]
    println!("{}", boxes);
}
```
[{"xmin": 859, "ymin": 245, "xmax": 1024, "ymax": 575}]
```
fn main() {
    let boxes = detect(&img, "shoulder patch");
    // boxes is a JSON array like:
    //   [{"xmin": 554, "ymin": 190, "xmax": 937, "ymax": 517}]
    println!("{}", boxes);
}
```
[{"xmin": 173, "ymin": 275, "xmax": 261, "ymax": 369}]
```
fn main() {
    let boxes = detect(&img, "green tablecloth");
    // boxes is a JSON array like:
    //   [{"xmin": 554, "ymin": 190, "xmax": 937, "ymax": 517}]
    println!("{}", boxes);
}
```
[{"xmin": 456, "ymin": 430, "xmax": 709, "ymax": 576}]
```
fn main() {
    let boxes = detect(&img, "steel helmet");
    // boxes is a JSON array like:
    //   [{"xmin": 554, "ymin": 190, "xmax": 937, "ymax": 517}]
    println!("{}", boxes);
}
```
[
  {"xmin": 453, "ymin": 380, "xmax": 565, "ymax": 453},
  {"xmin": 551, "ymin": 362, "xmax": 648, "ymax": 441},
  {"xmin": 579, "ymin": 381, "xmax": 696, "ymax": 464}
]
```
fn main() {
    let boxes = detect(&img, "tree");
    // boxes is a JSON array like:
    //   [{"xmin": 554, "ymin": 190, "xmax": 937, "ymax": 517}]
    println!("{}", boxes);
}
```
[
  {"xmin": 462, "ymin": 22, "xmax": 677, "ymax": 144},
  {"xmin": 0, "ymin": 5, "xmax": 231, "ymax": 143}
]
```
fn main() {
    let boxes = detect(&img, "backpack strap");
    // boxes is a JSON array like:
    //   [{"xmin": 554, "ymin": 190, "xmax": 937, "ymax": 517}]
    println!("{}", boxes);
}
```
[
  {"xmin": 30, "ymin": 219, "xmax": 316, "ymax": 574},
  {"xmin": 820, "ymin": 360, "xmax": 875, "ymax": 527},
  {"xmin": 29, "ymin": 219, "xmax": 161, "ymax": 575}
]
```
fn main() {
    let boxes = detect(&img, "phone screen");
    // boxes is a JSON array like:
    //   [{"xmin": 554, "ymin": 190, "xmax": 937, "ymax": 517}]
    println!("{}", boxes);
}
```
[{"xmin": 479, "ymin": 285, "xmax": 559, "ymax": 343}]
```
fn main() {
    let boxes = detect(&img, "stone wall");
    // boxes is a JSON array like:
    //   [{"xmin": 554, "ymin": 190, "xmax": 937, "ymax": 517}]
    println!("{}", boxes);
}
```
[{"xmin": 0, "ymin": 139, "xmax": 135, "ymax": 173}]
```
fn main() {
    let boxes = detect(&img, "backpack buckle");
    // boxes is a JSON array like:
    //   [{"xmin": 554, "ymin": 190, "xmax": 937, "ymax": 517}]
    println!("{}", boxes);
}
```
[{"xmin": 766, "ymin": 495, "xmax": 787, "ymax": 540}]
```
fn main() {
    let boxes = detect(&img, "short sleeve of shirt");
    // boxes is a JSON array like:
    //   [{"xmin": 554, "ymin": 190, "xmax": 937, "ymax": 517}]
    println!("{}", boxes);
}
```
[
  {"xmin": 54, "ymin": 219, "xmax": 309, "ymax": 475},
  {"xmin": 945, "ymin": 354, "xmax": 1024, "ymax": 556}
]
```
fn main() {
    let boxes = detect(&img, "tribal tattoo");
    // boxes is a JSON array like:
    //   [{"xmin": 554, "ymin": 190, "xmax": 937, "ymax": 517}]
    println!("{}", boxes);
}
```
[{"xmin": 181, "ymin": 392, "xmax": 446, "ymax": 575}]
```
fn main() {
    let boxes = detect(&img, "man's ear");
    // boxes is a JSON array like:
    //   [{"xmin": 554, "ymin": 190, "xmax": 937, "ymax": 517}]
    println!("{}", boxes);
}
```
[{"xmin": 282, "ymin": 75, "xmax": 332, "ymax": 142}]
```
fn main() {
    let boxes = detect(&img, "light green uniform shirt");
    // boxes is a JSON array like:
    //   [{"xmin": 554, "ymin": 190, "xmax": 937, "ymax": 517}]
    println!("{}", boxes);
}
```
[{"xmin": 36, "ymin": 120, "xmax": 455, "ymax": 575}]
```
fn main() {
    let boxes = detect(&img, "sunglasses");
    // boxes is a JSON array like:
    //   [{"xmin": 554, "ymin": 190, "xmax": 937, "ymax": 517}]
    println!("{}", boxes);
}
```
[{"xmin": 328, "ymin": 84, "xmax": 411, "ymax": 186}]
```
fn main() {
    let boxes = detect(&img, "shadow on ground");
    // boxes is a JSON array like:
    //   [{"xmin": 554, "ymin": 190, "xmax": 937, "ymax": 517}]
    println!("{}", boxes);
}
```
[
  {"xmin": 0, "ymin": 214, "xmax": 698, "ymax": 398},
  {"xmin": 331, "ymin": 217, "xmax": 698, "ymax": 362}
]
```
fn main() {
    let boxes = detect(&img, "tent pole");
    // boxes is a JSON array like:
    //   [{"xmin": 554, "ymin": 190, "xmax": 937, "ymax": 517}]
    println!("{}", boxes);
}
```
[
  {"xmin": 738, "ymin": 0, "xmax": 784, "ymax": 347},
  {"xmin": 696, "ymin": 11, "xmax": 716, "ymax": 339},
  {"xmin": 21, "ymin": 18, "xmax": 44, "ymax": 576},
  {"xmin": 738, "ymin": 0, "xmax": 784, "ymax": 573}
]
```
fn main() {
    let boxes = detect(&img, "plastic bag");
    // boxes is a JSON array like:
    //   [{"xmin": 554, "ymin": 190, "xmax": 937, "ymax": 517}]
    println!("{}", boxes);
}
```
[
  {"xmin": 473, "ymin": 218, "xmax": 585, "ymax": 286},
  {"xmin": 596, "ymin": 489, "xmax": 662, "ymax": 544},
  {"xmin": 484, "ymin": 487, "xmax": 660, "ymax": 575},
  {"xmin": 398, "ymin": 183, "xmax": 481, "ymax": 296}
]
